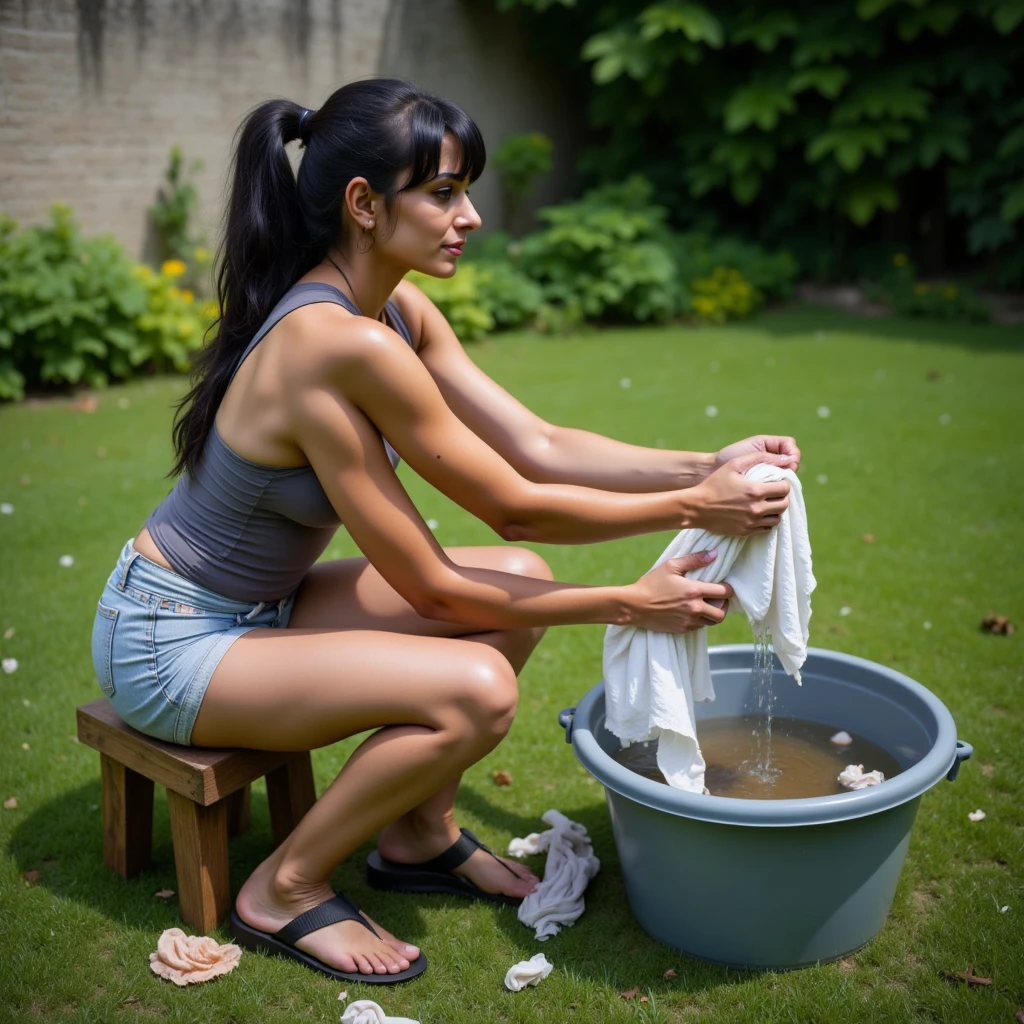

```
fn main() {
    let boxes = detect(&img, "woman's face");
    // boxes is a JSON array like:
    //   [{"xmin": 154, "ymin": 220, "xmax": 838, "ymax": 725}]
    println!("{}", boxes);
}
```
[{"xmin": 376, "ymin": 134, "xmax": 482, "ymax": 278}]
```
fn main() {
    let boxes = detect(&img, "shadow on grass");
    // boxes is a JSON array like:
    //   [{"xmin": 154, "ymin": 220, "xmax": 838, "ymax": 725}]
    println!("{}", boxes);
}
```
[
  {"xmin": 447, "ymin": 785, "xmax": 749, "ymax": 997},
  {"xmin": 752, "ymin": 306, "xmax": 1024, "ymax": 353},
  {"xmin": 9, "ymin": 779, "xmax": 748, "ymax": 997}
]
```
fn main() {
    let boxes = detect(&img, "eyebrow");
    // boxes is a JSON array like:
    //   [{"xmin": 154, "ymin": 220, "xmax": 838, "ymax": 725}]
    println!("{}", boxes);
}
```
[{"xmin": 428, "ymin": 172, "xmax": 467, "ymax": 184}]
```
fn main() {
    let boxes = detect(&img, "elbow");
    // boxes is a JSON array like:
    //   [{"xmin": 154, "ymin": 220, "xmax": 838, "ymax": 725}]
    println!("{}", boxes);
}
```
[
  {"xmin": 407, "ymin": 589, "xmax": 454, "ymax": 622},
  {"xmin": 496, "ymin": 517, "xmax": 542, "ymax": 543}
]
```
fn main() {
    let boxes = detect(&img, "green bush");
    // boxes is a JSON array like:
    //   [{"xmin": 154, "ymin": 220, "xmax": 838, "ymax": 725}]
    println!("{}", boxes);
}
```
[
  {"xmin": 867, "ymin": 253, "xmax": 991, "ymax": 322},
  {"xmin": 0, "ymin": 206, "xmax": 212, "ymax": 401},
  {"xmin": 498, "ymin": 0, "xmax": 1024, "ymax": 288},
  {"xmin": 516, "ymin": 176, "xmax": 682, "ymax": 322}
]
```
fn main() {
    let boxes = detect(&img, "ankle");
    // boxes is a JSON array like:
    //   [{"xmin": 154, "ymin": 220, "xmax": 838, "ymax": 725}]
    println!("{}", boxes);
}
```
[{"xmin": 269, "ymin": 862, "xmax": 332, "ymax": 906}]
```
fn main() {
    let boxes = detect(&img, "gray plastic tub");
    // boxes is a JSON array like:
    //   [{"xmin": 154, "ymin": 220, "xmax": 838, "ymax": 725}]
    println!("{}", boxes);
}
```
[{"xmin": 560, "ymin": 645, "xmax": 971, "ymax": 969}]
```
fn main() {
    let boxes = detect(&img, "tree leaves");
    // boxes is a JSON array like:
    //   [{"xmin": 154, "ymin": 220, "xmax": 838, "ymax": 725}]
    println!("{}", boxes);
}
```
[
  {"xmin": 724, "ymin": 81, "xmax": 796, "ymax": 132},
  {"xmin": 732, "ymin": 11, "xmax": 799, "ymax": 51},
  {"xmin": 639, "ymin": 2, "xmax": 722, "ymax": 47},
  {"xmin": 807, "ymin": 123, "xmax": 911, "ymax": 172},
  {"xmin": 788, "ymin": 66, "xmax": 850, "ymax": 100}
]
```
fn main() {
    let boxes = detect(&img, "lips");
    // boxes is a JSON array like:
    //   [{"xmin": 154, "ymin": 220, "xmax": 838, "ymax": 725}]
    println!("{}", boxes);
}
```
[{"xmin": 442, "ymin": 241, "xmax": 464, "ymax": 255}]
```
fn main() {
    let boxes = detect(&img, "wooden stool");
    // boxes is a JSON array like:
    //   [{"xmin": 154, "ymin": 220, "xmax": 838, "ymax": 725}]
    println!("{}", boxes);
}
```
[{"xmin": 76, "ymin": 698, "xmax": 317, "ymax": 932}]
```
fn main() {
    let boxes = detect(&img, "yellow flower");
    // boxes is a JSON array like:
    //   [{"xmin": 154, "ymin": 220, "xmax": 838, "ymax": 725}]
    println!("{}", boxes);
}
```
[
  {"xmin": 893, "ymin": 253, "xmax": 908, "ymax": 267},
  {"xmin": 180, "ymin": 289, "xmax": 194, "ymax": 303},
  {"xmin": 914, "ymin": 283, "xmax": 929, "ymax": 296},
  {"xmin": 943, "ymin": 285, "xmax": 958, "ymax": 299},
  {"xmin": 192, "ymin": 247, "xmax": 212, "ymax": 265},
  {"xmin": 161, "ymin": 259, "xmax": 187, "ymax": 278},
  {"xmin": 202, "ymin": 301, "xmax": 220, "ymax": 320}
]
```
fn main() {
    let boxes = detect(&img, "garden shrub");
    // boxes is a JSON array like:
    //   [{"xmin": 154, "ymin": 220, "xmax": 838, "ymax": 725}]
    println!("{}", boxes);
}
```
[
  {"xmin": 497, "ymin": 0, "xmax": 1024, "ymax": 288},
  {"xmin": 868, "ymin": 253, "xmax": 991, "ymax": 322},
  {"xmin": 0, "ymin": 206, "xmax": 211, "ymax": 400},
  {"xmin": 515, "ymin": 176, "xmax": 683, "ymax": 322}
]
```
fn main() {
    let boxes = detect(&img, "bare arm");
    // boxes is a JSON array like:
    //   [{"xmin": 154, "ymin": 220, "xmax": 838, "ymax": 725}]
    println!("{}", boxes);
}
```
[{"xmin": 294, "ymin": 310, "xmax": 707, "ymax": 546}]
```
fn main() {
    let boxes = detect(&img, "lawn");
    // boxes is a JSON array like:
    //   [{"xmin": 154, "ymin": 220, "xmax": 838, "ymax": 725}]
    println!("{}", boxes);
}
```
[{"xmin": 0, "ymin": 307, "xmax": 1022, "ymax": 1024}]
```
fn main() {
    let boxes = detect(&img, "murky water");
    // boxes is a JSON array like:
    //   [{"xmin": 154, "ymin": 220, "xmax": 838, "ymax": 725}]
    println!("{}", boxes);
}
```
[{"xmin": 612, "ymin": 717, "xmax": 903, "ymax": 799}]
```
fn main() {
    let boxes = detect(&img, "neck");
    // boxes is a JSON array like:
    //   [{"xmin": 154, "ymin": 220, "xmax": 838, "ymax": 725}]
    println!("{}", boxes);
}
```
[{"xmin": 324, "ymin": 247, "xmax": 405, "ymax": 322}]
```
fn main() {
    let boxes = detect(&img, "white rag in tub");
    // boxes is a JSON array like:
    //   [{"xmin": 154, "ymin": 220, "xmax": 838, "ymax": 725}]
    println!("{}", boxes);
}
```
[{"xmin": 603, "ymin": 464, "xmax": 815, "ymax": 793}]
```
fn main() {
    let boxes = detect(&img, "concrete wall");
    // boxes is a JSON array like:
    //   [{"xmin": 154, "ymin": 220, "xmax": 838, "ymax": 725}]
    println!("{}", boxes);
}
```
[{"xmin": 0, "ymin": 0, "xmax": 581, "ymax": 258}]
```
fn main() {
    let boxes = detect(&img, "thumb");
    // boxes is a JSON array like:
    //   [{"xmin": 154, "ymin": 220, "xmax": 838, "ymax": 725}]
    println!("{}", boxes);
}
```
[
  {"xmin": 727, "ymin": 451, "xmax": 775, "ymax": 474},
  {"xmin": 669, "ymin": 549, "xmax": 719, "ymax": 574}
]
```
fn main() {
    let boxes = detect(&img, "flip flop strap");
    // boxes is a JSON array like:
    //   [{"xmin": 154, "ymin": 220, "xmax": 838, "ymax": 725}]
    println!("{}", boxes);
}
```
[
  {"xmin": 275, "ymin": 893, "xmax": 378, "ymax": 945},
  {"xmin": 416, "ymin": 828, "xmax": 521, "ymax": 880}
]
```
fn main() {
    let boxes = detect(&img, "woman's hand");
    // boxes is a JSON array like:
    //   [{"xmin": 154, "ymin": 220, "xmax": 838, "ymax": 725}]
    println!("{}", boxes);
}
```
[
  {"xmin": 624, "ymin": 551, "xmax": 733, "ymax": 633},
  {"xmin": 714, "ymin": 435, "xmax": 800, "ymax": 472},
  {"xmin": 689, "ymin": 452, "xmax": 790, "ymax": 536}
]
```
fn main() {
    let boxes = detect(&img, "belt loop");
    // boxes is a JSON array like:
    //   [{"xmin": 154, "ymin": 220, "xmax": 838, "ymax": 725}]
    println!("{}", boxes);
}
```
[
  {"xmin": 243, "ymin": 601, "xmax": 266, "ymax": 622},
  {"xmin": 117, "ymin": 549, "xmax": 141, "ymax": 591}
]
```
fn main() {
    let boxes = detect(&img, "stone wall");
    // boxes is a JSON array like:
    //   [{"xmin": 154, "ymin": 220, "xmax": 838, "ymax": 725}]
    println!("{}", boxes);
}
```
[{"xmin": 0, "ymin": 0, "xmax": 581, "ymax": 257}]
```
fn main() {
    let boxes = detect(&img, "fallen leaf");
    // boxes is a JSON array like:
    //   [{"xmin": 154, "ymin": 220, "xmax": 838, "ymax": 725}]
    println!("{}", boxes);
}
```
[
  {"xmin": 74, "ymin": 395, "xmax": 98, "ymax": 413},
  {"xmin": 619, "ymin": 987, "xmax": 640, "ymax": 1000},
  {"xmin": 23, "ymin": 869, "xmax": 40, "ymax": 884},
  {"xmin": 154, "ymin": 889, "xmax": 175, "ymax": 899},
  {"xmin": 58, "ymin": 555, "xmax": 75, "ymax": 568},
  {"xmin": 121, "ymin": 996, "xmax": 141, "ymax": 1006},
  {"xmin": 663, "ymin": 968, "xmax": 676, "ymax": 979},
  {"xmin": 338, "ymin": 990, "xmax": 348, "ymax": 1001},
  {"xmin": 942, "ymin": 966, "xmax": 991, "ymax": 986},
  {"xmin": 925, "ymin": 369, "xmax": 942, "ymax": 381},
  {"xmin": 640, "ymin": 996, "xmax": 649, "ymax": 1003},
  {"xmin": 3, "ymin": 627, "xmax": 13, "ymax": 639},
  {"xmin": 493, "ymin": 770, "xmax": 513, "ymax": 787},
  {"xmin": 862, "ymin": 533, "xmax": 875, "ymax": 544},
  {"xmin": 4, "ymin": 797, "xmax": 18, "ymax": 810},
  {"xmin": 980, "ymin": 763, "xmax": 994, "ymax": 778},
  {"xmin": 981, "ymin": 614, "xmax": 1015, "ymax": 636}
]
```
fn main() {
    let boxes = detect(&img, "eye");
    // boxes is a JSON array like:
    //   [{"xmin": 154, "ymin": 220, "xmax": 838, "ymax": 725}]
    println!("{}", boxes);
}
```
[{"xmin": 434, "ymin": 187, "xmax": 454, "ymax": 202}]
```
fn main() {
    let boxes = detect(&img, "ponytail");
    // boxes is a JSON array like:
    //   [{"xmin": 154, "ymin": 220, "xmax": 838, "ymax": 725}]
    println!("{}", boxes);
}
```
[{"xmin": 171, "ymin": 80, "xmax": 485, "ymax": 477}]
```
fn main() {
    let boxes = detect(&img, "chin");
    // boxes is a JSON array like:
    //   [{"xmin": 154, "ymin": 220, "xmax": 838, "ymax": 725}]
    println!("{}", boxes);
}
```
[{"xmin": 412, "ymin": 256, "xmax": 459, "ymax": 279}]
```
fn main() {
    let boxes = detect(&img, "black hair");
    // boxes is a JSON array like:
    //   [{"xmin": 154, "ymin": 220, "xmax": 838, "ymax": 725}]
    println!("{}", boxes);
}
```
[{"xmin": 170, "ymin": 78, "xmax": 485, "ymax": 477}]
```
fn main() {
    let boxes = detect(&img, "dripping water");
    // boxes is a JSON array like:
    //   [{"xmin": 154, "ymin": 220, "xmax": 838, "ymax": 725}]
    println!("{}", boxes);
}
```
[{"xmin": 746, "ymin": 629, "xmax": 781, "ymax": 784}]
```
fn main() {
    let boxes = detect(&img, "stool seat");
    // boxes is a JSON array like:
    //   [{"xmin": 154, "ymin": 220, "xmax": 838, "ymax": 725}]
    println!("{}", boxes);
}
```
[{"xmin": 76, "ymin": 698, "xmax": 316, "ymax": 932}]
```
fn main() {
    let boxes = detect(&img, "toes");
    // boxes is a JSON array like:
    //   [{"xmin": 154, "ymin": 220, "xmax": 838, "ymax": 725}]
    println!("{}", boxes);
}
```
[{"xmin": 354, "ymin": 954, "xmax": 376, "ymax": 976}]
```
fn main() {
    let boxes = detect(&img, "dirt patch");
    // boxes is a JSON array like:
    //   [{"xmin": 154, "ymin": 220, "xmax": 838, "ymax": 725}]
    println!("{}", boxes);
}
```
[{"xmin": 913, "ymin": 889, "xmax": 941, "ymax": 916}]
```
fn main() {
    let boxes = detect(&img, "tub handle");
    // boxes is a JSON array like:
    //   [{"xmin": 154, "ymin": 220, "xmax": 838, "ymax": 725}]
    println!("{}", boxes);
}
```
[
  {"xmin": 946, "ymin": 740, "xmax": 973, "ymax": 782},
  {"xmin": 558, "ymin": 707, "xmax": 576, "ymax": 744}
]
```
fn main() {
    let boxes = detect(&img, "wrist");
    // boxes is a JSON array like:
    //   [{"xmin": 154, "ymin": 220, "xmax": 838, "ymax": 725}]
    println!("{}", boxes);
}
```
[
  {"xmin": 677, "ymin": 485, "xmax": 704, "ymax": 530},
  {"xmin": 605, "ymin": 585, "xmax": 638, "ymax": 627}
]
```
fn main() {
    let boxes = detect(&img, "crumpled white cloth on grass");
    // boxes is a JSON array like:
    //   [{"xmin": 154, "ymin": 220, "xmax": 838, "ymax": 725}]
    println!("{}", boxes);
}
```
[
  {"xmin": 508, "ymin": 810, "xmax": 600, "ymax": 940},
  {"xmin": 504, "ymin": 953, "xmax": 554, "ymax": 991},
  {"xmin": 838, "ymin": 764, "xmax": 885, "ymax": 790},
  {"xmin": 340, "ymin": 1000, "xmax": 419, "ymax": 1024},
  {"xmin": 603, "ymin": 464, "xmax": 815, "ymax": 793}
]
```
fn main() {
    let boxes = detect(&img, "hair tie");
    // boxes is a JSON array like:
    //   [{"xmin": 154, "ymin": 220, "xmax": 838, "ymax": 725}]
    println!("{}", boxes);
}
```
[{"xmin": 298, "ymin": 108, "xmax": 315, "ymax": 142}]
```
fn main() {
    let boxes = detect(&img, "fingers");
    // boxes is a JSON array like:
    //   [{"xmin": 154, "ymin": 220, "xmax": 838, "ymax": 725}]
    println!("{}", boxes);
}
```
[
  {"xmin": 753, "ymin": 479, "xmax": 791, "ymax": 501},
  {"xmin": 699, "ymin": 581, "xmax": 733, "ymax": 601},
  {"xmin": 669, "ymin": 549, "xmax": 719, "ymax": 573},
  {"xmin": 698, "ymin": 601, "xmax": 727, "ymax": 625}
]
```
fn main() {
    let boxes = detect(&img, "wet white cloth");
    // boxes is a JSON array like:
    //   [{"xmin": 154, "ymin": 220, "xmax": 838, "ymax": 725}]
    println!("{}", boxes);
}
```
[
  {"xmin": 603, "ymin": 464, "xmax": 815, "ymax": 793},
  {"xmin": 504, "ymin": 953, "xmax": 554, "ymax": 991},
  {"xmin": 838, "ymin": 764, "xmax": 885, "ymax": 790},
  {"xmin": 340, "ymin": 1001, "xmax": 419, "ymax": 1024},
  {"xmin": 508, "ymin": 810, "xmax": 600, "ymax": 940}
]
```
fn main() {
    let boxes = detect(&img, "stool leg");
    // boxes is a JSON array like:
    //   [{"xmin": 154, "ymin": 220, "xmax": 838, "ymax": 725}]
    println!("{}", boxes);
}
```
[
  {"xmin": 167, "ymin": 790, "xmax": 229, "ymax": 932},
  {"xmin": 266, "ymin": 753, "xmax": 316, "ymax": 847},
  {"xmin": 100, "ymin": 754, "xmax": 153, "ymax": 879},
  {"xmin": 226, "ymin": 784, "xmax": 251, "ymax": 838}
]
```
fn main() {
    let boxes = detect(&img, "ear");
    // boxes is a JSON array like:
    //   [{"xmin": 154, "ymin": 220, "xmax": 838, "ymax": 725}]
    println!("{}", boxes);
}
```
[{"xmin": 343, "ymin": 177, "xmax": 381, "ymax": 229}]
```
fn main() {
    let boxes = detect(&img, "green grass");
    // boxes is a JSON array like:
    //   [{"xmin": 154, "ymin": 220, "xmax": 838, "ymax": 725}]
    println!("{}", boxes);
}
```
[{"xmin": 1, "ymin": 307, "xmax": 1022, "ymax": 1023}]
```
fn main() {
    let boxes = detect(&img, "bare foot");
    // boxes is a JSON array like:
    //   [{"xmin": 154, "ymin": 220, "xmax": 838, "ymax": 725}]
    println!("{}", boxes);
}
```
[
  {"xmin": 235, "ymin": 859, "xmax": 421, "ymax": 976},
  {"xmin": 378, "ymin": 818, "xmax": 539, "ymax": 900}
]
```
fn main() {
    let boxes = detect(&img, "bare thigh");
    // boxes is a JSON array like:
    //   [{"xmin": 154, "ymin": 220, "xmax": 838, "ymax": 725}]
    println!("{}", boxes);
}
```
[
  {"xmin": 287, "ymin": 545, "xmax": 554, "ymax": 635},
  {"xmin": 189, "ymin": 546, "xmax": 551, "ymax": 750}
]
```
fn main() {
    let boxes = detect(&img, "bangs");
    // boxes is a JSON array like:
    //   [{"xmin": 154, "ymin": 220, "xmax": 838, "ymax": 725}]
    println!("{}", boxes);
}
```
[{"xmin": 398, "ymin": 97, "xmax": 486, "ymax": 191}]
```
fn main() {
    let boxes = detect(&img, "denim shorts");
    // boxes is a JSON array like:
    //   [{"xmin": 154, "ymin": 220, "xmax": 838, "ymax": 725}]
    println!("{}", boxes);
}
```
[{"xmin": 91, "ymin": 541, "xmax": 295, "ymax": 745}]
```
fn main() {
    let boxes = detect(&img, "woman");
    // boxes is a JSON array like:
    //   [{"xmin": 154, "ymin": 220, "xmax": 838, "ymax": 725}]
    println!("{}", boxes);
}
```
[{"xmin": 92, "ymin": 79, "xmax": 798, "ymax": 985}]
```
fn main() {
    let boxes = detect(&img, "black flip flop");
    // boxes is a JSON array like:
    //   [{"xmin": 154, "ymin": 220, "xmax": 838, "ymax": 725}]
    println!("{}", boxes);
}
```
[
  {"xmin": 366, "ymin": 828, "xmax": 526, "ymax": 907},
  {"xmin": 229, "ymin": 892, "xmax": 427, "ymax": 984}
]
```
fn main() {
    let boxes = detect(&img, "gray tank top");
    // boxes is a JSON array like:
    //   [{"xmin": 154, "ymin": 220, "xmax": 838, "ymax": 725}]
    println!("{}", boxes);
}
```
[{"xmin": 146, "ymin": 283, "xmax": 416, "ymax": 602}]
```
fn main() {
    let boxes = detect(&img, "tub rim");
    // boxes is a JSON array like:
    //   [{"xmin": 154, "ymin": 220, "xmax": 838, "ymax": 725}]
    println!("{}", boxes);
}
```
[{"xmin": 569, "ymin": 644, "xmax": 961, "ymax": 828}]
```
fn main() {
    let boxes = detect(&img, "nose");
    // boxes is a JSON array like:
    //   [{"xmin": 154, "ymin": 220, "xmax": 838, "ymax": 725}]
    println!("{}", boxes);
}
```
[{"xmin": 456, "ymin": 194, "xmax": 482, "ymax": 232}]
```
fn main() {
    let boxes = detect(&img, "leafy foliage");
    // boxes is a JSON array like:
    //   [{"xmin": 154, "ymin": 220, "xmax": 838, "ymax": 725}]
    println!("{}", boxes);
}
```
[
  {"xmin": 409, "ymin": 178, "xmax": 797, "ymax": 336},
  {"xmin": 497, "ymin": 0, "xmax": 1024, "ymax": 286},
  {"xmin": 0, "ymin": 207, "xmax": 212, "ymax": 400},
  {"xmin": 494, "ymin": 132, "xmax": 555, "ymax": 233}
]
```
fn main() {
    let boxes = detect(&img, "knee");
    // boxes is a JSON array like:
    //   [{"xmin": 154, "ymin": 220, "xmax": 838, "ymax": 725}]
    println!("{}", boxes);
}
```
[
  {"xmin": 451, "ymin": 648, "xmax": 519, "ymax": 743},
  {"xmin": 502, "ymin": 548, "xmax": 554, "ymax": 582}
]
